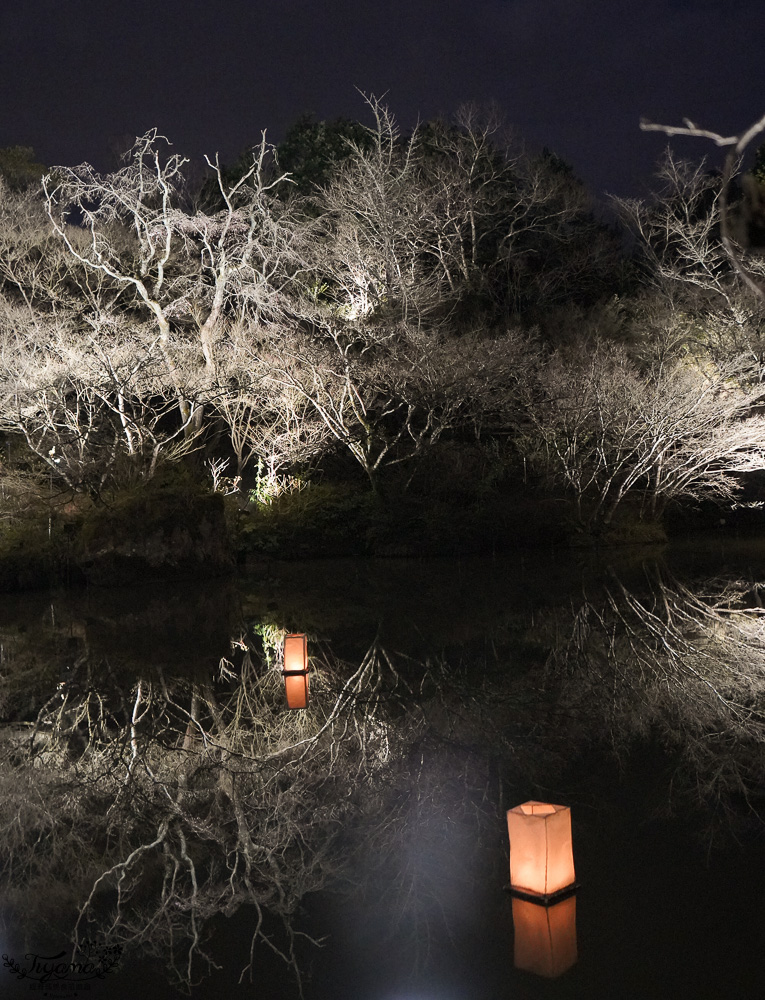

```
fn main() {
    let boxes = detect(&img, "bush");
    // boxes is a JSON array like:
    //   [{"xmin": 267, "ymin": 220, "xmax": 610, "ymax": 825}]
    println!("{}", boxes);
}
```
[{"xmin": 238, "ymin": 482, "xmax": 385, "ymax": 557}]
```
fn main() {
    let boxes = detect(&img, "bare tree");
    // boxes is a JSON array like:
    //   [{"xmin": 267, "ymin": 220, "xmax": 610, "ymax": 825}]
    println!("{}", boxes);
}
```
[
  {"xmin": 415, "ymin": 103, "xmax": 517, "ymax": 296},
  {"xmin": 214, "ymin": 328, "xmax": 332, "ymax": 483},
  {"xmin": 0, "ymin": 178, "xmax": 78, "ymax": 316},
  {"xmin": 264, "ymin": 321, "xmax": 529, "ymax": 491},
  {"xmin": 43, "ymin": 131, "xmax": 299, "ymax": 436},
  {"xmin": 615, "ymin": 150, "xmax": 765, "ymax": 356},
  {"xmin": 0, "ymin": 302, "xmax": 202, "ymax": 490},
  {"xmin": 639, "ymin": 112, "xmax": 765, "ymax": 305},
  {"xmin": 306, "ymin": 96, "xmax": 440, "ymax": 322},
  {"xmin": 518, "ymin": 341, "xmax": 765, "ymax": 532},
  {"xmin": 305, "ymin": 98, "xmax": 592, "ymax": 323}
]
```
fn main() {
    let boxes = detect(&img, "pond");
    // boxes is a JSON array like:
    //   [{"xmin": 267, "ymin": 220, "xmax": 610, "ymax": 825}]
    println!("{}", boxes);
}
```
[{"xmin": 1, "ymin": 539, "xmax": 765, "ymax": 999}]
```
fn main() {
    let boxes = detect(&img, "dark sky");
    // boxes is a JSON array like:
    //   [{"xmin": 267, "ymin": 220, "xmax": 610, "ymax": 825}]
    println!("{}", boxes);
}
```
[{"xmin": 1, "ymin": 0, "xmax": 763, "ymax": 200}]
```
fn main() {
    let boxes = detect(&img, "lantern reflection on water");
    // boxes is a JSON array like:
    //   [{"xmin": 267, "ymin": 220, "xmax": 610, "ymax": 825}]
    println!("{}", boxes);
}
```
[
  {"xmin": 506, "ymin": 801, "xmax": 576, "ymax": 901},
  {"xmin": 282, "ymin": 633, "xmax": 309, "ymax": 709},
  {"xmin": 512, "ymin": 894, "xmax": 577, "ymax": 978}
]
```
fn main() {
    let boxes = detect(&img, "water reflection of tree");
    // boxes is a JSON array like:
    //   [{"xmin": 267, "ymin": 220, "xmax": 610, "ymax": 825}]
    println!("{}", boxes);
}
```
[
  {"xmin": 0, "ymin": 636, "xmax": 423, "ymax": 993},
  {"xmin": 3, "ymin": 565, "xmax": 765, "ymax": 992},
  {"xmin": 540, "ymin": 565, "xmax": 765, "ymax": 828},
  {"xmin": 339, "ymin": 567, "xmax": 765, "ymax": 983}
]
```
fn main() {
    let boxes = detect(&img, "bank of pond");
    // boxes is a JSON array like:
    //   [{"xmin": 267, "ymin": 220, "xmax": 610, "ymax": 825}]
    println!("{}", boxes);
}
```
[{"xmin": 2, "ymin": 464, "xmax": 759, "ymax": 592}]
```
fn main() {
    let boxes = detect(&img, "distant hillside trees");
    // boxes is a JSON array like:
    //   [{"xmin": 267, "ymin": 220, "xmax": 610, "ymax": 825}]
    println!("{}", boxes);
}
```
[{"xmin": 0, "ymin": 101, "xmax": 765, "ymax": 538}]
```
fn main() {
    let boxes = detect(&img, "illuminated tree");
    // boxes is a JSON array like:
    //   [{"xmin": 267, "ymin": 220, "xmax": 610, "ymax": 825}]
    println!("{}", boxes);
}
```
[
  {"xmin": 43, "ymin": 131, "xmax": 299, "ymax": 435},
  {"xmin": 639, "ymin": 112, "xmax": 765, "ymax": 305},
  {"xmin": 518, "ymin": 341, "xmax": 765, "ymax": 533}
]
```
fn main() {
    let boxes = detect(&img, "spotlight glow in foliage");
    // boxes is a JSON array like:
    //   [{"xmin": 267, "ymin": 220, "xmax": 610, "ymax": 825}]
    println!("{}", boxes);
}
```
[
  {"xmin": 506, "ymin": 801, "xmax": 576, "ymax": 901},
  {"xmin": 282, "ymin": 633, "xmax": 309, "ymax": 709}
]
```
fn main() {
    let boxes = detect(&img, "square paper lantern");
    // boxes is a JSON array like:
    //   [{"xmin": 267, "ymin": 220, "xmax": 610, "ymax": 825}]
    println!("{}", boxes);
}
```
[
  {"xmin": 506, "ymin": 801, "xmax": 575, "ymax": 901},
  {"xmin": 283, "ymin": 633, "xmax": 309, "ymax": 709},
  {"xmin": 512, "ymin": 894, "xmax": 577, "ymax": 978}
]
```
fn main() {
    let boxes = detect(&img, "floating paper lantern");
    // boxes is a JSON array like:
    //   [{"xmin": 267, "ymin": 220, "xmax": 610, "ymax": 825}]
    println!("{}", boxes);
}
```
[
  {"xmin": 512, "ymin": 894, "xmax": 577, "ymax": 978},
  {"xmin": 283, "ymin": 633, "xmax": 309, "ymax": 709},
  {"xmin": 506, "ymin": 801, "xmax": 575, "ymax": 901}
]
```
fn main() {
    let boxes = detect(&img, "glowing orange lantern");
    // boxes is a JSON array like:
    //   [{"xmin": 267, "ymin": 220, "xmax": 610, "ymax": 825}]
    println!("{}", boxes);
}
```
[
  {"xmin": 283, "ymin": 633, "xmax": 309, "ymax": 709},
  {"xmin": 512, "ymin": 894, "xmax": 577, "ymax": 978},
  {"xmin": 506, "ymin": 801, "xmax": 575, "ymax": 901}
]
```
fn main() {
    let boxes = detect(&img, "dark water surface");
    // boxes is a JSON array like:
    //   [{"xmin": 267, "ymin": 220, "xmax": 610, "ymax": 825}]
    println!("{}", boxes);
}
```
[{"xmin": 2, "ymin": 538, "xmax": 765, "ymax": 999}]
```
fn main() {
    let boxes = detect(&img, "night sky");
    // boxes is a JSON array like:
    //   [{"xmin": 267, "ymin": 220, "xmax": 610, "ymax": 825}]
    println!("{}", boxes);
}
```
[{"xmin": 1, "ymin": 0, "xmax": 763, "ymax": 200}]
